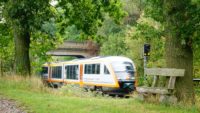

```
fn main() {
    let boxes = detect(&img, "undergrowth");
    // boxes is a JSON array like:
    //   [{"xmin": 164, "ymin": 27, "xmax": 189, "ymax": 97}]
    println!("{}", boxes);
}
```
[
  {"xmin": 0, "ymin": 75, "xmax": 108, "ymax": 98},
  {"xmin": 0, "ymin": 75, "xmax": 51, "ymax": 93},
  {"xmin": 0, "ymin": 75, "xmax": 200, "ymax": 113}
]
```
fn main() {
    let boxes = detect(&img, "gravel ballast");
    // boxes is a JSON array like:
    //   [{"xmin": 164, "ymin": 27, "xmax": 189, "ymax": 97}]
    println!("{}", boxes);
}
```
[{"xmin": 0, "ymin": 98, "xmax": 26, "ymax": 113}]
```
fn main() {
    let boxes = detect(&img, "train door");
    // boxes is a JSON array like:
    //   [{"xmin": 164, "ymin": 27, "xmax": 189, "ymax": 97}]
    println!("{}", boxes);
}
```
[
  {"xmin": 100, "ymin": 63, "xmax": 119, "ymax": 87},
  {"xmin": 79, "ymin": 64, "xmax": 83, "ymax": 86}
]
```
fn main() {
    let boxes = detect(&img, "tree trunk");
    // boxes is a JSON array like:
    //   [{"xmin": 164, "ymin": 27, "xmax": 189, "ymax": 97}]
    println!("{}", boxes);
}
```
[
  {"xmin": 166, "ymin": 35, "xmax": 194, "ymax": 103},
  {"xmin": 13, "ymin": 25, "xmax": 31, "ymax": 76},
  {"xmin": 164, "ymin": 0, "xmax": 194, "ymax": 103}
]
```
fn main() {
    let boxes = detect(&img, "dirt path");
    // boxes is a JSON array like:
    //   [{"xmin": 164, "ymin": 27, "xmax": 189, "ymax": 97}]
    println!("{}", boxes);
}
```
[{"xmin": 0, "ymin": 98, "xmax": 26, "ymax": 113}]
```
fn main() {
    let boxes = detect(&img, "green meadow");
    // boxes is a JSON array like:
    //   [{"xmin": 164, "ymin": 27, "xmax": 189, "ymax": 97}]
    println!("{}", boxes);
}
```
[{"xmin": 0, "ymin": 76, "xmax": 199, "ymax": 113}]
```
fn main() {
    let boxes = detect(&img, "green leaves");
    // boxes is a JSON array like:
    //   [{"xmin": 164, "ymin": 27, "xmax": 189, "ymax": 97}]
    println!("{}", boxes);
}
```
[
  {"xmin": 144, "ymin": 0, "xmax": 164, "ymax": 23},
  {"xmin": 100, "ymin": 33, "xmax": 127, "ymax": 56},
  {"xmin": 4, "ymin": 0, "xmax": 53, "ymax": 30},
  {"xmin": 0, "ymin": 23, "xmax": 14, "ymax": 74},
  {"xmin": 41, "ymin": 20, "xmax": 57, "ymax": 37},
  {"xmin": 144, "ymin": 0, "xmax": 200, "ymax": 48},
  {"xmin": 0, "ymin": 0, "xmax": 126, "ymax": 74},
  {"xmin": 58, "ymin": 0, "xmax": 125, "ymax": 36}
]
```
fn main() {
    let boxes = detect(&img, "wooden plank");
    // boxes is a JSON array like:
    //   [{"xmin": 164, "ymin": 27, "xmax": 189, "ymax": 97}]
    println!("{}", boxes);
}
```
[
  {"xmin": 151, "ymin": 75, "xmax": 159, "ymax": 87},
  {"xmin": 136, "ymin": 87, "xmax": 169, "ymax": 94},
  {"xmin": 193, "ymin": 78, "xmax": 200, "ymax": 81},
  {"xmin": 144, "ymin": 68, "xmax": 185, "ymax": 77},
  {"xmin": 168, "ymin": 76, "xmax": 176, "ymax": 89}
]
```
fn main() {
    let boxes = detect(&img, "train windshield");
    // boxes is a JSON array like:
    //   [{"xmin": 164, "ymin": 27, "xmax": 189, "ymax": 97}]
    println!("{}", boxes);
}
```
[
  {"xmin": 42, "ymin": 67, "xmax": 48, "ymax": 74},
  {"xmin": 124, "ymin": 62, "xmax": 134, "ymax": 72},
  {"xmin": 112, "ymin": 62, "xmax": 134, "ymax": 80},
  {"xmin": 41, "ymin": 67, "xmax": 48, "ymax": 79}
]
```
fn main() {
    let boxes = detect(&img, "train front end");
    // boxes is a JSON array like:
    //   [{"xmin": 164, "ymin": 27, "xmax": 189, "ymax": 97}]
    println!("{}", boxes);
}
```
[
  {"xmin": 102, "ymin": 57, "xmax": 136, "ymax": 95},
  {"xmin": 41, "ymin": 64, "xmax": 49, "ymax": 82},
  {"xmin": 112, "ymin": 61, "xmax": 135, "ymax": 94}
]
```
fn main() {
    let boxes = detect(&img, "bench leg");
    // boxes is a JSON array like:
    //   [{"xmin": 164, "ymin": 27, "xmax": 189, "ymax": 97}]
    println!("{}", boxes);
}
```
[
  {"xmin": 138, "ymin": 93, "xmax": 146, "ymax": 101},
  {"xmin": 159, "ymin": 95, "xmax": 177, "ymax": 104},
  {"xmin": 159, "ymin": 95, "xmax": 169, "ymax": 103},
  {"xmin": 168, "ymin": 95, "xmax": 177, "ymax": 104}
]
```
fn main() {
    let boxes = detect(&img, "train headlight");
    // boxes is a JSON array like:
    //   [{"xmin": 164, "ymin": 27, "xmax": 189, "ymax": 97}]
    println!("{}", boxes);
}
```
[{"xmin": 126, "ymin": 74, "xmax": 131, "ymax": 80}]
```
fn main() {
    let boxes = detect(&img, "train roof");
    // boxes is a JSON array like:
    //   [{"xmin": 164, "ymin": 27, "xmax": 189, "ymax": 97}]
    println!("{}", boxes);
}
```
[
  {"xmin": 43, "ymin": 56, "xmax": 134, "ymax": 65},
  {"xmin": 68, "ymin": 56, "xmax": 133, "ymax": 63}
]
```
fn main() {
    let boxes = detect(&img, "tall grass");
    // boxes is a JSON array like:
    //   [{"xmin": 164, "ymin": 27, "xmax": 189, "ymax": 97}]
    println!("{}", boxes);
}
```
[
  {"xmin": 0, "ymin": 75, "xmax": 200, "ymax": 113},
  {"xmin": 0, "ymin": 75, "xmax": 52, "ymax": 94},
  {"xmin": 58, "ymin": 85, "xmax": 101, "ymax": 98},
  {"xmin": 0, "ymin": 75, "xmax": 105, "ymax": 98}
]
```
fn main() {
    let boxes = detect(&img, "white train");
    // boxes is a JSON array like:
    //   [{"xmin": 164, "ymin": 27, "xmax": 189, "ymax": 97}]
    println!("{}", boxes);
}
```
[{"xmin": 41, "ymin": 56, "xmax": 136, "ymax": 95}]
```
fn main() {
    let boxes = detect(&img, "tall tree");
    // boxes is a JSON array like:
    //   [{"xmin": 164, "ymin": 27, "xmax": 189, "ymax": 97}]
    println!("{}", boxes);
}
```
[
  {"xmin": 144, "ymin": 0, "xmax": 200, "ymax": 103},
  {"xmin": 2, "ymin": 0, "xmax": 53, "ymax": 75},
  {"xmin": 0, "ymin": 0, "xmax": 125, "ymax": 76}
]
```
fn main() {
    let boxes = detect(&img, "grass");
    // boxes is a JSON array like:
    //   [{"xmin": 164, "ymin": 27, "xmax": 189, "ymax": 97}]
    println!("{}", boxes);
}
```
[{"xmin": 0, "ymin": 75, "xmax": 200, "ymax": 113}]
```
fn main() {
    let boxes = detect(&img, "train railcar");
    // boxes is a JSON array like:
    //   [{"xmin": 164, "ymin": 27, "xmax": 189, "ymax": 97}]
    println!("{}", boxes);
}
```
[{"xmin": 41, "ymin": 56, "xmax": 136, "ymax": 95}]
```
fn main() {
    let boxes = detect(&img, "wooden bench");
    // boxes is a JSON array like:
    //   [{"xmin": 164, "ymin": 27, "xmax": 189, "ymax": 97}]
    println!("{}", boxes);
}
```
[{"xmin": 136, "ymin": 68, "xmax": 185, "ymax": 103}]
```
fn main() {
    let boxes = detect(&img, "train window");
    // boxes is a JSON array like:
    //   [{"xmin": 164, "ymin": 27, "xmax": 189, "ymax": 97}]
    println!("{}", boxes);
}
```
[
  {"xmin": 88, "ymin": 65, "xmax": 92, "ymax": 74},
  {"xmin": 42, "ymin": 67, "xmax": 48, "ymax": 74},
  {"xmin": 65, "ymin": 65, "xmax": 79, "ymax": 80},
  {"xmin": 96, "ymin": 64, "xmax": 100, "ymax": 74},
  {"xmin": 104, "ymin": 65, "xmax": 110, "ymax": 74},
  {"xmin": 124, "ymin": 62, "xmax": 134, "ymax": 72},
  {"xmin": 84, "ymin": 64, "xmax": 100, "ymax": 74},
  {"xmin": 92, "ymin": 64, "xmax": 96, "ymax": 74},
  {"xmin": 52, "ymin": 66, "xmax": 62, "ymax": 79},
  {"xmin": 112, "ymin": 62, "xmax": 134, "ymax": 72},
  {"xmin": 124, "ymin": 62, "xmax": 134, "ymax": 77}
]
